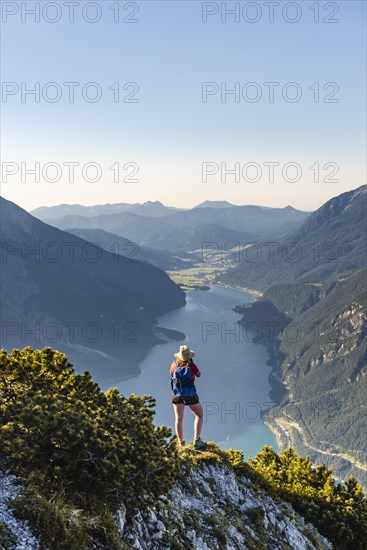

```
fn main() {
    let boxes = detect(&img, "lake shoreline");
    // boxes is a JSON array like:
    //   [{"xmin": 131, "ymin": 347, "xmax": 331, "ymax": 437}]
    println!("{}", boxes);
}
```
[
  {"xmin": 117, "ymin": 285, "xmax": 278, "ymax": 457},
  {"xmin": 234, "ymin": 296, "xmax": 367, "ymax": 490},
  {"xmin": 153, "ymin": 326, "xmax": 186, "ymax": 343},
  {"xmin": 230, "ymin": 292, "xmax": 290, "ymax": 451},
  {"xmin": 215, "ymin": 282, "xmax": 263, "ymax": 299},
  {"xmin": 117, "ymin": 285, "xmax": 287, "ymax": 456},
  {"xmin": 112, "ymin": 325, "xmax": 187, "ymax": 386}
]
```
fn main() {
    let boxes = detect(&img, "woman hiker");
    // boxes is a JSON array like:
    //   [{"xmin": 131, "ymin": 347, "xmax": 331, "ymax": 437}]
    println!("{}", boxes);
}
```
[{"xmin": 170, "ymin": 345, "xmax": 207, "ymax": 450}]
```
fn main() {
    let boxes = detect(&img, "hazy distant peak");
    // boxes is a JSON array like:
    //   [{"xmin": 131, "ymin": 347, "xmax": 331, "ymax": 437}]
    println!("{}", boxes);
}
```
[
  {"xmin": 195, "ymin": 200, "xmax": 235, "ymax": 209},
  {"xmin": 143, "ymin": 200, "xmax": 164, "ymax": 206},
  {"xmin": 31, "ymin": 203, "xmax": 84, "ymax": 215},
  {"xmin": 30, "ymin": 200, "xmax": 185, "ymax": 221}
]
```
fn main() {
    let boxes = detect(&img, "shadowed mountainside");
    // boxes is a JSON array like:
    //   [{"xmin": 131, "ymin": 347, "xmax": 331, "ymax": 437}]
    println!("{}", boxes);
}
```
[{"xmin": 0, "ymin": 197, "xmax": 186, "ymax": 382}]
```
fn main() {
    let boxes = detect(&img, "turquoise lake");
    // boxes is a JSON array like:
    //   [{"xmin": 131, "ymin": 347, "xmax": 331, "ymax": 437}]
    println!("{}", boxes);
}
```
[{"xmin": 117, "ymin": 286, "xmax": 278, "ymax": 460}]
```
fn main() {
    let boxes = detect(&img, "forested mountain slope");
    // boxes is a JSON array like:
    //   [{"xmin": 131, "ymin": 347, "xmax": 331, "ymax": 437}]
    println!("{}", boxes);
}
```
[
  {"xmin": 0, "ymin": 198, "xmax": 185, "ymax": 381},
  {"xmin": 235, "ymin": 267, "xmax": 367, "ymax": 487},
  {"xmin": 225, "ymin": 186, "xmax": 367, "ymax": 488},
  {"xmin": 221, "ymin": 185, "xmax": 367, "ymax": 290},
  {"xmin": 63, "ymin": 227, "xmax": 195, "ymax": 270},
  {"xmin": 32, "ymin": 202, "xmax": 309, "ymax": 254},
  {"xmin": 1, "ymin": 348, "xmax": 366, "ymax": 550}
]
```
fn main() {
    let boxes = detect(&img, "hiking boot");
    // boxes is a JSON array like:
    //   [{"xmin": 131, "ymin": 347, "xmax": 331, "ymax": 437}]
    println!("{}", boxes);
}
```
[
  {"xmin": 194, "ymin": 437, "xmax": 207, "ymax": 450},
  {"xmin": 178, "ymin": 440, "xmax": 186, "ymax": 447}
]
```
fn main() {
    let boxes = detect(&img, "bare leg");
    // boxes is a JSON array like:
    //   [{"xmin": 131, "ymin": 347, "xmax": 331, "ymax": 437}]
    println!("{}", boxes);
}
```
[
  {"xmin": 173, "ymin": 403, "xmax": 185, "ymax": 444},
  {"xmin": 189, "ymin": 403, "xmax": 203, "ymax": 441}
]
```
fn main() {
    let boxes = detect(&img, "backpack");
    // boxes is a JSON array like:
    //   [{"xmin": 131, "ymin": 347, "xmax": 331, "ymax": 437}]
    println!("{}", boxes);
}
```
[{"xmin": 171, "ymin": 361, "xmax": 196, "ymax": 397}]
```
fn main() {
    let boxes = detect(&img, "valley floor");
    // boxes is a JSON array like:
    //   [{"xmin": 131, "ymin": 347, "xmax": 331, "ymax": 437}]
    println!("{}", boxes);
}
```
[{"xmin": 167, "ymin": 256, "xmax": 263, "ymax": 298}]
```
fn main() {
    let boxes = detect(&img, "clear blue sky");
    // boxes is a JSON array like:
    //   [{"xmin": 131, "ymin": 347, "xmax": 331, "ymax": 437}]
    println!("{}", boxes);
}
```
[{"xmin": 1, "ymin": 0, "xmax": 366, "ymax": 211}]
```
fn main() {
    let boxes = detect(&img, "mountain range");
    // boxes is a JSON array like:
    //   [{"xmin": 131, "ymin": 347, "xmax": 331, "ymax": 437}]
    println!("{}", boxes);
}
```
[
  {"xmin": 227, "ymin": 185, "xmax": 367, "ymax": 487},
  {"xmin": 220, "ymin": 185, "xmax": 367, "ymax": 290},
  {"xmin": 31, "ymin": 200, "xmax": 185, "ymax": 220},
  {"xmin": 31, "ymin": 202, "xmax": 310, "ymax": 254},
  {"xmin": 0, "ymin": 197, "xmax": 186, "ymax": 382},
  {"xmin": 3, "ymin": 187, "xmax": 366, "ymax": 488},
  {"xmin": 62, "ymin": 227, "xmax": 195, "ymax": 271}
]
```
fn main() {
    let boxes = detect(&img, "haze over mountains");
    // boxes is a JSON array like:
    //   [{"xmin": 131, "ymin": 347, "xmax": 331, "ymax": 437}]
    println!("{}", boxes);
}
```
[
  {"xmin": 32, "ymin": 201, "xmax": 310, "ymax": 254},
  {"xmin": 196, "ymin": 200, "xmax": 235, "ymax": 209},
  {"xmin": 32, "ymin": 200, "xmax": 184, "ymax": 220},
  {"xmin": 0, "ymin": 198, "xmax": 185, "ymax": 381},
  {"xmin": 221, "ymin": 185, "xmax": 367, "ymax": 290},
  {"xmin": 64, "ymin": 228, "xmax": 194, "ymax": 271}
]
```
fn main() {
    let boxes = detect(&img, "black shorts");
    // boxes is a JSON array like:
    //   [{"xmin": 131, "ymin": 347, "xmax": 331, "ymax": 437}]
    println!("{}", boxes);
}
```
[{"xmin": 171, "ymin": 393, "xmax": 199, "ymax": 406}]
